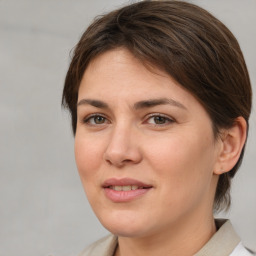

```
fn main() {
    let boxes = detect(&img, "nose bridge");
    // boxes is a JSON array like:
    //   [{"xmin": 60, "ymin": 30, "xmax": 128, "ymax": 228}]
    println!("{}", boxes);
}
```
[
  {"xmin": 111, "ymin": 121, "xmax": 131, "ymax": 147},
  {"xmin": 104, "ymin": 121, "xmax": 141, "ymax": 166}
]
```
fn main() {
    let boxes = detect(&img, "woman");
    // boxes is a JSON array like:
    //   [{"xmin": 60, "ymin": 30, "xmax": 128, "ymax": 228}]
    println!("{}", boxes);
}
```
[{"xmin": 62, "ymin": 1, "xmax": 253, "ymax": 255}]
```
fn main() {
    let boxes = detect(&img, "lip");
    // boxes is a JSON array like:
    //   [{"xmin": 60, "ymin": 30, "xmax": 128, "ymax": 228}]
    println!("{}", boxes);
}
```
[
  {"xmin": 102, "ymin": 178, "xmax": 152, "ymax": 188},
  {"xmin": 102, "ymin": 178, "xmax": 153, "ymax": 203}
]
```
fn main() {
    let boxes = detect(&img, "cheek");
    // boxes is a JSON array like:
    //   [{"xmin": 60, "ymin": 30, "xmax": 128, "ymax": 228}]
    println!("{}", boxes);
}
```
[
  {"xmin": 151, "ymin": 129, "xmax": 214, "ymax": 168},
  {"xmin": 74, "ymin": 134, "xmax": 107, "ymax": 208},
  {"xmin": 74, "ymin": 134, "xmax": 105, "ymax": 180},
  {"xmin": 145, "ymin": 133, "xmax": 215, "ymax": 197}
]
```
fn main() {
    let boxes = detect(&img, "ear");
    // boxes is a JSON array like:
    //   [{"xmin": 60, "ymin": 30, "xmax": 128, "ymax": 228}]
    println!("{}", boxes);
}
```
[{"xmin": 214, "ymin": 117, "xmax": 247, "ymax": 175}]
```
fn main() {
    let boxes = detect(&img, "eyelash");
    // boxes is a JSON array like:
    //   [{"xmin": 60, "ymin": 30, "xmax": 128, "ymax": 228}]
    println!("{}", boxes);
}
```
[
  {"xmin": 145, "ymin": 113, "xmax": 175, "ymax": 126},
  {"xmin": 82, "ymin": 113, "xmax": 109, "ymax": 126},
  {"xmin": 82, "ymin": 113, "xmax": 175, "ymax": 127}
]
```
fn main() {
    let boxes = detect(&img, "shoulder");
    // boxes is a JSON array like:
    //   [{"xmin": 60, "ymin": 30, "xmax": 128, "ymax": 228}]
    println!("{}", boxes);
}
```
[
  {"xmin": 78, "ymin": 234, "xmax": 118, "ymax": 256},
  {"xmin": 230, "ymin": 242, "xmax": 255, "ymax": 256}
]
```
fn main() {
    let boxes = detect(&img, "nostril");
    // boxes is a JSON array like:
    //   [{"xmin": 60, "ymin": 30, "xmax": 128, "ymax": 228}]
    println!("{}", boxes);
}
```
[
  {"xmin": 105, "ymin": 159, "xmax": 112, "ymax": 165},
  {"xmin": 104, "ymin": 157, "xmax": 125, "ymax": 167},
  {"xmin": 123, "ymin": 159, "xmax": 132, "ymax": 163},
  {"xmin": 103, "ymin": 142, "xmax": 142, "ymax": 167}
]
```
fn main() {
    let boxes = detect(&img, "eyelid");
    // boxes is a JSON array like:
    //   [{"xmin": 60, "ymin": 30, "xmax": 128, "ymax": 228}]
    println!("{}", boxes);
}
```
[
  {"xmin": 82, "ymin": 113, "xmax": 110, "ymax": 125},
  {"xmin": 144, "ymin": 113, "xmax": 175, "ymax": 125},
  {"xmin": 80, "ymin": 112, "xmax": 175, "ymax": 126}
]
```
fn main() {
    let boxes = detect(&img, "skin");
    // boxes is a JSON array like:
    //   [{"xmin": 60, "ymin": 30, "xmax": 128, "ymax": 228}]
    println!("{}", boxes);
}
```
[{"xmin": 74, "ymin": 48, "xmax": 246, "ymax": 256}]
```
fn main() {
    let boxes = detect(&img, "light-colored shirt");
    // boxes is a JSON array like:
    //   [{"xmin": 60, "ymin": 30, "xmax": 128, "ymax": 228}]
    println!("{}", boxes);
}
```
[
  {"xmin": 230, "ymin": 242, "xmax": 254, "ymax": 256},
  {"xmin": 79, "ymin": 219, "xmax": 254, "ymax": 256}
]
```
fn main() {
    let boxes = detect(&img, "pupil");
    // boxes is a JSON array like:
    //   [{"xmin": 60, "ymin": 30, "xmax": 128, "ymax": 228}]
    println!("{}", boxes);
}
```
[
  {"xmin": 95, "ymin": 116, "xmax": 104, "ymax": 124},
  {"xmin": 154, "ymin": 116, "xmax": 165, "ymax": 124}
]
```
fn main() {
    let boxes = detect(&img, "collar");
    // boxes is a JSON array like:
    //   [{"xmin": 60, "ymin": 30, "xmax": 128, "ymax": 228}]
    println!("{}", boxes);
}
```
[{"xmin": 194, "ymin": 219, "xmax": 240, "ymax": 256}]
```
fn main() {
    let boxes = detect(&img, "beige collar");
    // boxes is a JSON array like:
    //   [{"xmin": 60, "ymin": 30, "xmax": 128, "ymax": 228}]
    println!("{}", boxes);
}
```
[{"xmin": 194, "ymin": 219, "xmax": 240, "ymax": 256}]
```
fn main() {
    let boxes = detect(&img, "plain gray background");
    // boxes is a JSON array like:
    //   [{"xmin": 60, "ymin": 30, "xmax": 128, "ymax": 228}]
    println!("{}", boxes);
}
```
[{"xmin": 0, "ymin": 0, "xmax": 255, "ymax": 255}]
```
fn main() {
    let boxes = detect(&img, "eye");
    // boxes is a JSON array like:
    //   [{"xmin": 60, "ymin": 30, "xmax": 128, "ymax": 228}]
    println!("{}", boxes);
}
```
[
  {"xmin": 83, "ymin": 114, "xmax": 109, "ymax": 125},
  {"xmin": 146, "ymin": 114, "xmax": 174, "ymax": 125}
]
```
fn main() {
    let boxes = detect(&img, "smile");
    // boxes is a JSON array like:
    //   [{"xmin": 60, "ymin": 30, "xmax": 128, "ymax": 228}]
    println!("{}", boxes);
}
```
[
  {"xmin": 102, "ymin": 178, "xmax": 153, "ymax": 202},
  {"xmin": 109, "ymin": 185, "xmax": 145, "ymax": 191}
]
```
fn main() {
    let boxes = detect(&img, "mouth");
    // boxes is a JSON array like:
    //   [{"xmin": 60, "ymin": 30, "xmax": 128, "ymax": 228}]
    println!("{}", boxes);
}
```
[
  {"xmin": 102, "ymin": 178, "xmax": 153, "ymax": 202},
  {"xmin": 107, "ymin": 185, "xmax": 150, "ymax": 191}
]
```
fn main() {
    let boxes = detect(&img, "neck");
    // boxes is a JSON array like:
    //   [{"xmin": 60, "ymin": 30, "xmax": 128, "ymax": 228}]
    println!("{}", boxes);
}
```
[{"xmin": 115, "ymin": 212, "xmax": 216, "ymax": 256}]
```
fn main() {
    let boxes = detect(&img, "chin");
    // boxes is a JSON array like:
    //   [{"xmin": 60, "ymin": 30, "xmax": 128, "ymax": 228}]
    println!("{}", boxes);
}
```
[
  {"xmin": 105, "ymin": 224, "xmax": 150, "ymax": 238},
  {"xmin": 97, "ymin": 210, "xmax": 151, "ymax": 238}
]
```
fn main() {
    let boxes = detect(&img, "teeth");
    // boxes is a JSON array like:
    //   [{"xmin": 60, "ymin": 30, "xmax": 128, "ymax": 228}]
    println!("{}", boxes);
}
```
[
  {"xmin": 111, "ymin": 185, "xmax": 139, "ymax": 191},
  {"xmin": 123, "ymin": 186, "xmax": 131, "ymax": 191},
  {"xmin": 113, "ymin": 186, "xmax": 122, "ymax": 191}
]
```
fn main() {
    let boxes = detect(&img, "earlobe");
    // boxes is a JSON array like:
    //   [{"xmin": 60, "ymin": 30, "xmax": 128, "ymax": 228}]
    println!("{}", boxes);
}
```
[{"xmin": 214, "ymin": 117, "xmax": 247, "ymax": 175}]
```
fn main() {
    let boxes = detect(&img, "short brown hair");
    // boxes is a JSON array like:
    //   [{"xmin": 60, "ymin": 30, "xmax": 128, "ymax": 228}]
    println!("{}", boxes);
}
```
[{"xmin": 62, "ymin": 1, "xmax": 252, "ymax": 211}]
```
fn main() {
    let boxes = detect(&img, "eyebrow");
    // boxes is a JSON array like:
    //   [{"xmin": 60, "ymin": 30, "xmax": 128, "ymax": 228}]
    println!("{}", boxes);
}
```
[
  {"xmin": 77, "ymin": 97, "xmax": 187, "ymax": 110},
  {"xmin": 77, "ymin": 99, "xmax": 109, "ymax": 109},
  {"xmin": 134, "ymin": 98, "xmax": 187, "ymax": 110}
]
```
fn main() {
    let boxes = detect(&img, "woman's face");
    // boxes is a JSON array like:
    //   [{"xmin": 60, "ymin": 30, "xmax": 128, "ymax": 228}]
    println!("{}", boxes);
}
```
[{"xmin": 75, "ymin": 48, "xmax": 221, "ymax": 238}]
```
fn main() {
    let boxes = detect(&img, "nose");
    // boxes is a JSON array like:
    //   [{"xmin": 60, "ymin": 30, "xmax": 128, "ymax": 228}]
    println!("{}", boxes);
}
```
[{"xmin": 103, "ymin": 125, "xmax": 142, "ymax": 168}]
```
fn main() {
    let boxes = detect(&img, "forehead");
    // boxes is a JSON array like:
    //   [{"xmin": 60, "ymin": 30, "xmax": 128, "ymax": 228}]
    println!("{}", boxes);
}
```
[
  {"xmin": 79, "ymin": 48, "xmax": 184, "ymax": 98},
  {"xmin": 79, "ymin": 49, "xmax": 207, "ymax": 114}
]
